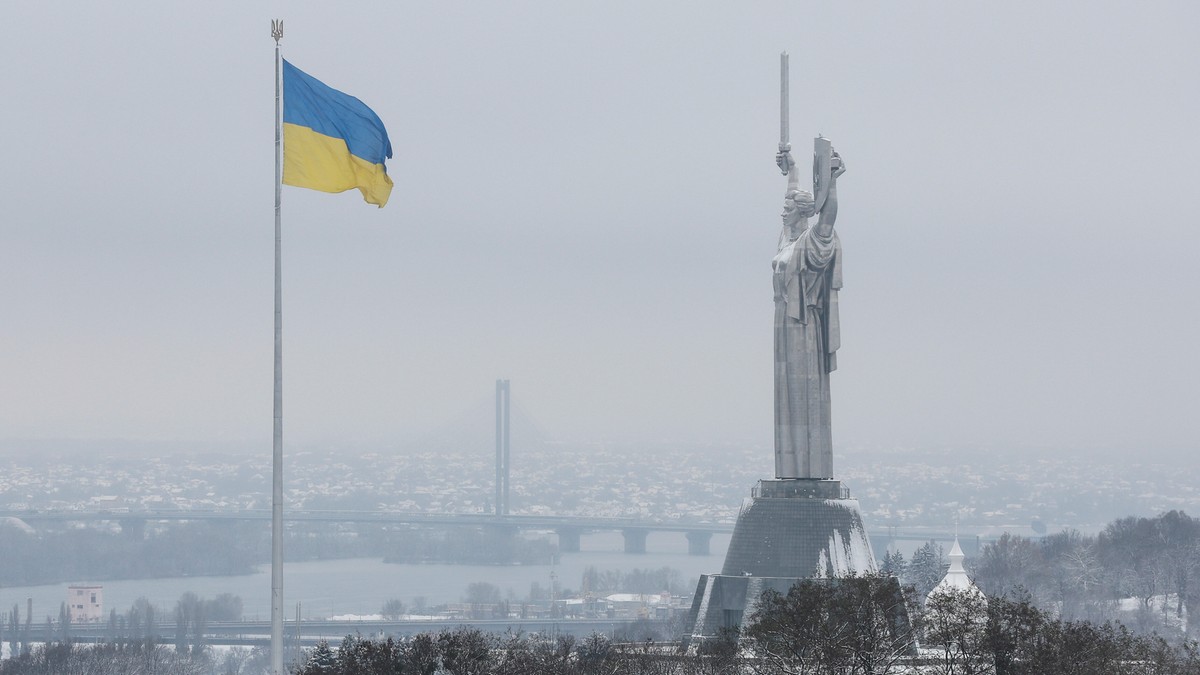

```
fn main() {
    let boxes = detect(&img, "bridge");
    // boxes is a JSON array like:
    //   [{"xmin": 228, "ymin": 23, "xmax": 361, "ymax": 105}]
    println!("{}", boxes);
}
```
[
  {"xmin": 0, "ymin": 508, "xmax": 734, "ymax": 556},
  {"xmin": 0, "ymin": 507, "xmax": 997, "ymax": 557}
]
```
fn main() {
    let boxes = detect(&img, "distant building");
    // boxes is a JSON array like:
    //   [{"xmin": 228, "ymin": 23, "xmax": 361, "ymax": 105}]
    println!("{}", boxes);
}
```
[{"xmin": 67, "ymin": 585, "xmax": 103, "ymax": 623}]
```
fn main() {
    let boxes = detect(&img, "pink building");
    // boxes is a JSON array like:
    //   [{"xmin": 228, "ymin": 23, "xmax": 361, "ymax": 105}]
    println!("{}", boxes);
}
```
[{"xmin": 67, "ymin": 585, "xmax": 103, "ymax": 623}]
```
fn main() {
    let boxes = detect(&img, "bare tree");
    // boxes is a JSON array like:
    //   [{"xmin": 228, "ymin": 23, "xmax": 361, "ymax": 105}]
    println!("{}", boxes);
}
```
[
  {"xmin": 380, "ymin": 598, "xmax": 405, "ymax": 620},
  {"xmin": 744, "ymin": 574, "xmax": 917, "ymax": 675},
  {"xmin": 924, "ymin": 587, "xmax": 993, "ymax": 675},
  {"xmin": 973, "ymin": 534, "xmax": 1036, "ymax": 598}
]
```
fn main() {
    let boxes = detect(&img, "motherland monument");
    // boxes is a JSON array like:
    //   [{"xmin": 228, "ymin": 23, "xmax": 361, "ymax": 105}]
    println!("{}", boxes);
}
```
[{"xmin": 681, "ymin": 53, "xmax": 877, "ymax": 646}]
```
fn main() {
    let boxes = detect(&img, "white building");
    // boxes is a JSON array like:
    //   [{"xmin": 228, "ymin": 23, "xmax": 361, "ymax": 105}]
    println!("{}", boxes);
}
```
[
  {"xmin": 926, "ymin": 537, "xmax": 985, "ymax": 602},
  {"xmin": 67, "ymin": 585, "xmax": 103, "ymax": 623},
  {"xmin": 924, "ymin": 535, "xmax": 988, "ymax": 636}
]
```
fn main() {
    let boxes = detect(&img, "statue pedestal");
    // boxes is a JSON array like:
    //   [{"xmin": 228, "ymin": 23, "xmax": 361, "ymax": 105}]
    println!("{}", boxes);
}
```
[{"xmin": 681, "ymin": 479, "xmax": 877, "ymax": 649}]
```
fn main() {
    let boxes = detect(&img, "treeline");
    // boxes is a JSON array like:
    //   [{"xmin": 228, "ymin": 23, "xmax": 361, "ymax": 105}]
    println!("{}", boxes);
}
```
[
  {"xmin": 971, "ymin": 510, "xmax": 1199, "ymax": 633},
  {"xmin": 747, "ymin": 576, "xmax": 1200, "ymax": 675},
  {"xmin": 472, "ymin": 566, "xmax": 688, "ymax": 604},
  {"xmin": 882, "ymin": 510, "xmax": 1200, "ymax": 636},
  {"xmin": 0, "ymin": 522, "xmax": 260, "ymax": 586},
  {"xmin": 580, "ymin": 566, "xmax": 686, "ymax": 596},
  {"xmin": 0, "ymin": 642, "xmax": 269, "ymax": 675},
  {"xmin": 295, "ymin": 629, "xmax": 719, "ymax": 675},
  {"xmin": 1, "ymin": 586, "xmax": 1196, "ymax": 673},
  {"xmin": 922, "ymin": 589, "xmax": 1199, "ymax": 675},
  {"xmin": 1, "ymin": 594, "xmax": 242, "ymax": 657},
  {"xmin": 287, "ymin": 590, "xmax": 1200, "ymax": 675},
  {"xmin": 0, "ymin": 642, "xmax": 212, "ymax": 675}
]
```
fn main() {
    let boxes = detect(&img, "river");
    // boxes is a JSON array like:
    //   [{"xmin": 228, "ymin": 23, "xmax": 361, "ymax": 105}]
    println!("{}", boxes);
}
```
[{"xmin": 0, "ymin": 532, "xmax": 730, "ymax": 622}]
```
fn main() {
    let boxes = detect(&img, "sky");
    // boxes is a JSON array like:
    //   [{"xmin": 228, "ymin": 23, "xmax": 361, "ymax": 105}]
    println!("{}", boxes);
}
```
[{"xmin": 1, "ymin": 2, "xmax": 1197, "ymax": 458}]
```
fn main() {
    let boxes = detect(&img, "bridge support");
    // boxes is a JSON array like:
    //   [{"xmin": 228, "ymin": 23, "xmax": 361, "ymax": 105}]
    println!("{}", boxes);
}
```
[
  {"xmin": 685, "ymin": 531, "xmax": 712, "ymax": 556},
  {"xmin": 556, "ymin": 527, "xmax": 581, "ymax": 553},
  {"xmin": 622, "ymin": 529, "xmax": 648, "ymax": 554}
]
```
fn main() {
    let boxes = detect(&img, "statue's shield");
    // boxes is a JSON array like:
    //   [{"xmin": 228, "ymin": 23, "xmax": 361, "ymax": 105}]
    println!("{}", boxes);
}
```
[{"xmin": 812, "ymin": 136, "xmax": 833, "ymax": 215}]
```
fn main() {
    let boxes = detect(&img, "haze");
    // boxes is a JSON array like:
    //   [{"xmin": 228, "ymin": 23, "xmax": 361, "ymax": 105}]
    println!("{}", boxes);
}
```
[{"xmin": 1, "ymin": 2, "xmax": 1197, "ymax": 458}]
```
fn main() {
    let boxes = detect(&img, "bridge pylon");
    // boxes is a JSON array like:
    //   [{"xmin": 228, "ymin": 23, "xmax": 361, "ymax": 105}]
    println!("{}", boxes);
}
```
[
  {"xmin": 685, "ymin": 531, "xmax": 712, "ymax": 556},
  {"xmin": 621, "ymin": 529, "xmax": 648, "ymax": 554},
  {"xmin": 556, "ymin": 526, "xmax": 582, "ymax": 553}
]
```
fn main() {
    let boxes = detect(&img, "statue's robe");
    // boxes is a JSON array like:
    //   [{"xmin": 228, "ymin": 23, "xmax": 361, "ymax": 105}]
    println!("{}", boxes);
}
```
[{"xmin": 772, "ymin": 224, "xmax": 841, "ymax": 479}]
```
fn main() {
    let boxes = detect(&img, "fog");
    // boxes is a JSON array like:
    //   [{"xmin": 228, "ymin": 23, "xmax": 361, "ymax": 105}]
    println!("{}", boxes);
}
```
[{"xmin": 1, "ymin": 2, "xmax": 1197, "ymax": 458}]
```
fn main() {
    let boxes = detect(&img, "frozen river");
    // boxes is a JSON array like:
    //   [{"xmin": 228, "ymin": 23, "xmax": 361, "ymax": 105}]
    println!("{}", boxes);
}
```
[{"xmin": 0, "ymin": 532, "xmax": 730, "ymax": 621}]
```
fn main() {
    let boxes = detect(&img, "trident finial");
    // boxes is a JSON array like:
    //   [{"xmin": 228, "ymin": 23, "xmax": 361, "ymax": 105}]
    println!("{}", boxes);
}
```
[{"xmin": 271, "ymin": 19, "xmax": 284, "ymax": 44}]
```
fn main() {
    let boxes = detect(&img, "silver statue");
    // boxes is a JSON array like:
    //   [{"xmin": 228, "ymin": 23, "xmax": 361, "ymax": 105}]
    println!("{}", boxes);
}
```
[{"xmin": 772, "ymin": 140, "xmax": 846, "ymax": 479}]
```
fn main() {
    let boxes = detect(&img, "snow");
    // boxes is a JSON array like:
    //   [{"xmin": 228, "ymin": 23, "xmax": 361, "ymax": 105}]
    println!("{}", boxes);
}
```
[
  {"xmin": 829, "ymin": 530, "xmax": 850, "ymax": 576},
  {"xmin": 816, "ymin": 499, "xmax": 878, "ymax": 576},
  {"xmin": 326, "ymin": 613, "xmax": 442, "ymax": 622},
  {"xmin": 605, "ymin": 593, "xmax": 668, "ymax": 604}
]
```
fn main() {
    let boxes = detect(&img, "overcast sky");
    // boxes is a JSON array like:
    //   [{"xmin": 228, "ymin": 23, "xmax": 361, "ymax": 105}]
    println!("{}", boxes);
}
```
[{"xmin": 1, "ymin": 2, "xmax": 1196, "ymax": 458}]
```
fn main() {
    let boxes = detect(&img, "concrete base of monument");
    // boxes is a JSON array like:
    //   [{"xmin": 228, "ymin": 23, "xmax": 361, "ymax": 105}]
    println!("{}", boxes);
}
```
[{"xmin": 680, "ymin": 479, "xmax": 878, "ymax": 649}]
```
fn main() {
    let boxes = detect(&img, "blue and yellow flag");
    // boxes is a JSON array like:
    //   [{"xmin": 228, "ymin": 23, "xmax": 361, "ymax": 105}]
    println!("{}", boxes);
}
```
[{"xmin": 282, "ymin": 60, "xmax": 393, "ymax": 207}]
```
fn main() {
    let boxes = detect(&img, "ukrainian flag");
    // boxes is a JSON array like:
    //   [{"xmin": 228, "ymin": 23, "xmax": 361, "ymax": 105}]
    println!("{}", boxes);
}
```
[{"xmin": 282, "ymin": 60, "xmax": 393, "ymax": 207}]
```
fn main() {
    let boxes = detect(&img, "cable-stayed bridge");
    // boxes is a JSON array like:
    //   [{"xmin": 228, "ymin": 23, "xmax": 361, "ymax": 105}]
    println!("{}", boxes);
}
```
[{"xmin": 0, "ymin": 507, "xmax": 987, "ymax": 557}]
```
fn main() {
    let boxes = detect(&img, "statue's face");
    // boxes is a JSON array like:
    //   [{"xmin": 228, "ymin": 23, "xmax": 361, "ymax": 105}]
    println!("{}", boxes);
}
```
[{"xmin": 782, "ymin": 191, "xmax": 816, "ymax": 226}]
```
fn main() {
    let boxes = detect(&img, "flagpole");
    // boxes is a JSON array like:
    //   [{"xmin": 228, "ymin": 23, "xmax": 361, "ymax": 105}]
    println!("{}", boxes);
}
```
[{"xmin": 270, "ymin": 18, "xmax": 285, "ymax": 675}]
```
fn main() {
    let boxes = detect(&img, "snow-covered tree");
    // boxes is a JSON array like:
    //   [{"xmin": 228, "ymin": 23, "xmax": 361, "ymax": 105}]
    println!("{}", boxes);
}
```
[{"xmin": 909, "ymin": 540, "xmax": 948, "ymax": 598}]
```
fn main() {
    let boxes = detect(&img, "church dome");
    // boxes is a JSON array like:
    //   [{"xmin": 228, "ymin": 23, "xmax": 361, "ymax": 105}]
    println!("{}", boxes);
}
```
[{"xmin": 925, "ymin": 536, "xmax": 986, "ymax": 606}]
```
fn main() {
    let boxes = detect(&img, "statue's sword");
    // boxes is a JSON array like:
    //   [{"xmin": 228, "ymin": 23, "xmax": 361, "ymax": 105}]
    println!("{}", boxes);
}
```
[{"xmin": 779, "ymin": 51, "xmax": 790, "ymax": 175}]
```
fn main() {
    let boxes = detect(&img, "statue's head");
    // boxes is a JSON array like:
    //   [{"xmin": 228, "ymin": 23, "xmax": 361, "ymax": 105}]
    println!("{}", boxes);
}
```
[{"xmin": 782, "ymin": 188, "xmax": 816, "ymax": 226}]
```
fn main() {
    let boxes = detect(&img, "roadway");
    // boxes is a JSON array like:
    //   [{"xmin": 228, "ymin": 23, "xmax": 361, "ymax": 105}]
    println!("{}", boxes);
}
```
[
  {"xmin": 0, "ymin": 508, "xmax": 996, "ymax": 555},
  {"xmin": 0, "ymin": 508, "xmax": 734, "ymax": 554}
]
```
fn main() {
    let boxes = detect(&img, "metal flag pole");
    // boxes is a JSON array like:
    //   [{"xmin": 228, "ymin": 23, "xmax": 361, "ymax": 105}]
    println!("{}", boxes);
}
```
[{"xmin": 270, "ymin": 18, "xmax": 285, "ymax": 675}]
